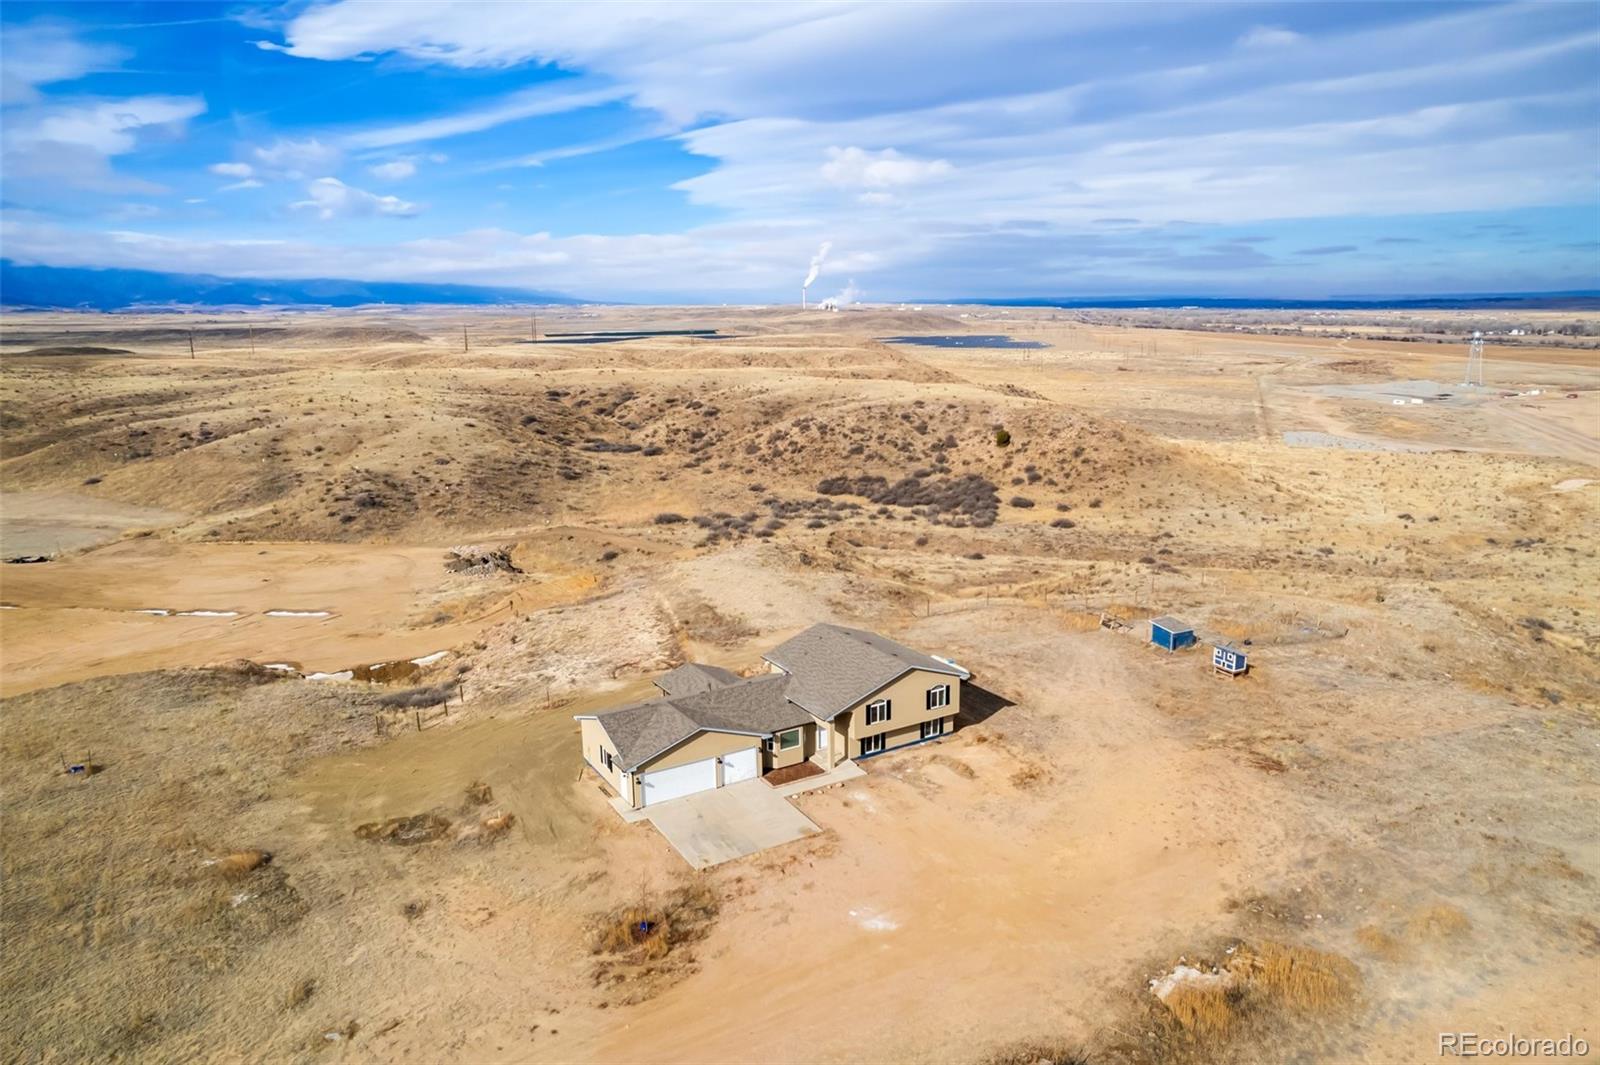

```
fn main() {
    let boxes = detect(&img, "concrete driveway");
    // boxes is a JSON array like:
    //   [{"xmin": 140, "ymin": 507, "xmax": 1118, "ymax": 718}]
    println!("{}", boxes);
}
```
[{"xmin": 644, "ymin": 779, "xmax": 821, "ymax": 869}]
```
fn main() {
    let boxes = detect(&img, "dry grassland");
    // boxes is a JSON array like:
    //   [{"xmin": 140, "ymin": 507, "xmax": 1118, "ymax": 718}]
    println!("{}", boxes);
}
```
[{"xmin": 2, "ymin": 305, "xmax": 1596, "ymax": 1063}]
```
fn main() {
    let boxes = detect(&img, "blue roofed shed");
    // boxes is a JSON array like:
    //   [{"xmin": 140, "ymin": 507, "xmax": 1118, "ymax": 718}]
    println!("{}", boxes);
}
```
[{"xmin": 1150, "ymin": 615, "xmax": 1195, "ymax": 652}]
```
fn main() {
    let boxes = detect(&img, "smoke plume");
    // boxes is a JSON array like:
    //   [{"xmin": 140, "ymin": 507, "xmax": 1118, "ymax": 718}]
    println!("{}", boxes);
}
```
[{"xmin": 803, "ymin": 241, "xmax": 832, "ymax": 290}]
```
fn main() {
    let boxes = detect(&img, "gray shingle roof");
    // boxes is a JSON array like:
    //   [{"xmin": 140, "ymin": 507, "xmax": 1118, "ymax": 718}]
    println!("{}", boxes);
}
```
[
  {"xmin": 655, "ymin": 662, "xmax": 743, "ymax": 698},
  {"xmin": 762, "ymin": 623, "xmax": 964, "ymax": 719},
  {"xmin": 582, "ymin": 674, "xmax": 812, "ymax": 770},
  {"xmin": 1150, "ymin": 615, "xmax": 1191, "ymax": 631}
]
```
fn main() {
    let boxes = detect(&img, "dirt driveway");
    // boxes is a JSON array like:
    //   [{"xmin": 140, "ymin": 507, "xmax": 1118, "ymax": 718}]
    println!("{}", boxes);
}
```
[{"xmin": 644, "ymin": 779, "xmax": 821, "ymax": 869}]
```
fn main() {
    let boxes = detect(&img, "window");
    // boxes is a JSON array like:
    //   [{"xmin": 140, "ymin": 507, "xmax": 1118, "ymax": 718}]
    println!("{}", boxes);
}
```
[
  {"xmin": 866, "ymin": 699, "xmax": 891, "ymax": 725},
  {"xmin": 926, "ymin": 684, "xmax": 950, "ymax": 711},
  {"xmin": 602, "ymin": 749, "xmax": 615, "ymax": 772},
  {"xmin": 920, "ymin": 718, "xmax": 944, "ymax": 741},
  {"xmin": 778, "ymin": 728, "xmax": 800, "ymax": 750},
  {"xmin": 763, "ymin": 736, "xmax": 774, "ymax": 752},
  {"xmin": 860, "ymin": 733, "xmax": 886, "ymax": 757}
]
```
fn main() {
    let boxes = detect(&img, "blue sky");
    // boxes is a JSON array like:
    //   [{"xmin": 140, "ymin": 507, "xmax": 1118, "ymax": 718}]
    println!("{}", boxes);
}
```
[{"xmin": 1, "ymin": 1, "xmax": 1596, "ymax": 302}]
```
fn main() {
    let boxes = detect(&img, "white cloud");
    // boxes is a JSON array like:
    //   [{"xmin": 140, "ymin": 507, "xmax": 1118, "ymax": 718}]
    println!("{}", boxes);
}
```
[
  {"xmin": 209, "ymin": 161, "xmax": 255, "ymax": 178},
  {"xmin": 251, "ymin": 137, "xmax": 340, "ymax": 179},
  {"xmin": 222, "ymin": 179, "xmax": 264, "ymax": 191},
  {"xmin": 821, "ymin": 147, "xmax": 951, "ymax": 189},
  {"xmin": 368, "ymin": 159, "xmax": 416, "ymax": 181},
  {"xmin": 291, "ymin": 176, "xmax": 419, "ymax": 220},
  {"xmin": 14, "ymin": 95, "xmax": 204, "ymax": 156},
  {"xmin": 8, "ymin": 2, "xmax": 1594, "ymax": 299},
  {"xmin": 0, "ymin": 21, "xmax": 127, "ymax": 104},
  {"xmin": 1238, "ymin": 25, "xmax": 1305, "ymax": 49},
  {"xmin": 3, "ymin": 92, "xmax": 205, "ymax": 192},
  {"xmin": 342, "ymin": 83, "xmax": 629, "ymax": 149}
]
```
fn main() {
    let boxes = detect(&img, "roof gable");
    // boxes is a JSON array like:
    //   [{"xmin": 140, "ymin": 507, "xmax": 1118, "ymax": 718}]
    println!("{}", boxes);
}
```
[
  {"xmin": 584, "ymin": 674, "xmax": 811, "ymax": 770},
  {"xmin": 762, "ymin": 623, "xmax": 964, "ymax": 719},
  {"xmin": 655, "ymin": 662, "xmax": 743, "ymax": 698}
]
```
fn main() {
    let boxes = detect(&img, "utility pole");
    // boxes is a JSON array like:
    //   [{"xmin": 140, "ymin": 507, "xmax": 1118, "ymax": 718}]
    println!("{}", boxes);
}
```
[
  {"xmin": 462, "ymin": 325, "xmax": 469, "ymax": 353},
  {"xmin": 531, "ymin": 312, "xmax": 538, "ymax": 343},
  {"xmin": 188, "ymin": 328, "xmax": 195, "ymax": 359}
]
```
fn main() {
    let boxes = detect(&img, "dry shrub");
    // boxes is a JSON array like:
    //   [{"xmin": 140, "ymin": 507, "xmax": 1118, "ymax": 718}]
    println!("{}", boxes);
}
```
[
  {"xmin": 354, "ymin": 812, "xmax": 451, "ymax": 845},
  {"xmin": 1010, "ymin": 762, "xmax": 1047, "ymax": 788},
  {"xmin": 592, "ymin": 880, "xmax": 719, "ymax": 964},
  {"xmin": 481, "ymin": 811, "xmax": 514, "ymax": 835},
  {"xmin": 598, "ymin": 906, "xmax": 675, "ymax": 962},
  {"xmin": 284, "ymin": 977, "xmax": 315, "ymax": 1010},
  {"xmin": 1233, "ymin": 942, "xmax": 1359, "ymax": 1013},
  {"xmin": 1406, "ymin": 903, "xmax": 1471, "ymax": 942},
  {"xmin": 464, "ymin": 780, "xmax": 493, "ymax": 806},
  {"xmin": 215, "ymin": 849, "xmax": 271, "ymax": 879}
]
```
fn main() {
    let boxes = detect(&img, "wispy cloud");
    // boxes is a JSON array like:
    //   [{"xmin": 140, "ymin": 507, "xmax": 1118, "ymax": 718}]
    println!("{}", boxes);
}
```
[
  {"xmin": 1237, "ymin": 25, "xmax": 1304, "ymax": 49},
  {"xmin": 341, "ymin": 83, "xmax": 631, "ymax": 150},
  {"xmin": 291, "ymin": 177, "xmax": 419, "ymax": 220},
  {"xmin": 368, "ymin": 159, "xmax": 416, "ymax": 181}
]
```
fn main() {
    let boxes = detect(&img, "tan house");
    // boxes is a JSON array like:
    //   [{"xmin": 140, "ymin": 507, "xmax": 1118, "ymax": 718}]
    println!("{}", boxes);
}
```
[{"xmin": 576, "ymin": 623, "xmax": 968, "ymax": 809}]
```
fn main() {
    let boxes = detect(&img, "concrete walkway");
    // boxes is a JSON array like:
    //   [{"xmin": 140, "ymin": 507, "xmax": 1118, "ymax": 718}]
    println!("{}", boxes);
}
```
[{"xmin": 643, "ymin": 779, "xmax": 820, "ymax": 870}]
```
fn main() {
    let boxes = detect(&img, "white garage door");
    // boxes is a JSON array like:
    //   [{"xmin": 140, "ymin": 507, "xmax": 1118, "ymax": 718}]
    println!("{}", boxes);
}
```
[
  {"xmin": 640, "ymin": 757, "xmax": 718, "ymax": 807},
  {"xmin": 722, "ymin": 748, "xmax": 759, "ymax": 784}
]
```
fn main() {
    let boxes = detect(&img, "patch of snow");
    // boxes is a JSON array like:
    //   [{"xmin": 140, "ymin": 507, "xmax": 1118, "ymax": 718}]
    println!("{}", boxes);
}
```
[
  {"xmin": 305, "ymin": 670, "xmax": 354, "ymax": 682},
  {"xmin": 176, "ymin": 610, "xmax": 239, "ymax": 618},
  {"xmin": 264, "ymin": 609, "xmax": 331, "ymax": 618},
  {"xmin": 134, "ymin": 608, "xmax": 171, "ymax": 616},
  {"xmin": 263, "ymin": 663, "xmax": 298, "ymax": 673},
  {"xmin": 410, "ymin": 650, "xmax": 449, "ymax": 666},
  {"xmin": 848, "ymin": 908, "xmax": 899, "ymax": 932},
  {"xmin": 1150, "ymin": 964, "xmax": 1233, "ymax": 1002}
]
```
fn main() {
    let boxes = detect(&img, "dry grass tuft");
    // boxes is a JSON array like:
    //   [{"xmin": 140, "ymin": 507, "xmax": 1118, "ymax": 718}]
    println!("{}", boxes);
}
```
[
  {"xmin": 1162, "ymin": 983, "xmax": 1238, "ymax": 1037},
  {"xmin": 354, "ymin": 812, "xmax": 451, "ymax": 845},
  {"xmin": 284, "ymin": 977, "xmax": 315, "ymax": 1010},
  {"xmin": 591, "ymin": 880, "xmax": 719, "ymax": 964},
  {"xmin": 215, "ymin": 849, "xmax": 271, "ymax": 879},
  {"xmin": 979, "ymin": 1036, "xmax": 1090, "ymax": 1065},
  {"xmin": 1406, "ymin": 903, "xmax": 1471, "ymax": 942},
  {"xmin": 929, "ymin": 754, "xmax": 977, "ymax": 780},
  {"xmin": 1232, "ymin": 941, "xmax": 1359, "ymax": 1013},
  {"xmin": 1355, "ymin": 924, "xmax": 1408, "ymax": 961},
  {"xmin": 1010, "ymin": 762, "xmax": 1047, "ymax": 788},
  {"xmin": 1246, "ymin": 751, "xmax": 1287, "ymax": 773},
  {"xmin": 480, "ymin": 810, "xmax": 515, "ymax": 834}
]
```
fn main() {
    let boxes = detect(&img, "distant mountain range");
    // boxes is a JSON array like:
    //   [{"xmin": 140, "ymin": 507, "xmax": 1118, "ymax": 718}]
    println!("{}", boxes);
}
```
[
  {"xmin": 934, "ymin": 292, "xmax": 1600, "ymax": 311},
  {"xmin": 0, "ymin": 261, "xmax": 582, "ymax": 310}
]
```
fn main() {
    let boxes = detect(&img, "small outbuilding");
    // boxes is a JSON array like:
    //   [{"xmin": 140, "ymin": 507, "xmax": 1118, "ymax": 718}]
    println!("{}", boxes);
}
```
[
  {"xmin": 1150, "ymin": 615, "xmax": 1196, "ymax": 652},
  {"xmin": 1212, "ymin": 642, "xmax": 1248, "ymax": 678}
]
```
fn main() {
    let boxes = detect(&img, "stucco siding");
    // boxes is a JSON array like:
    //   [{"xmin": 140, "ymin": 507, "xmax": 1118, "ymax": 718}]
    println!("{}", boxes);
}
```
[
  {"xmin": 639, "ymin": 729, "xmax": 762, "ymax": 774},
  {"xmin": 580, "ymin": 718, "xmax": 626, "ymax": 796},
  {"xmin": 766, "ymin": 724, "xmax": 807, "ymax": 769},
  {"xmin": 843, "ymin": 669, "xmax": 960, "ymax": 757}
]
